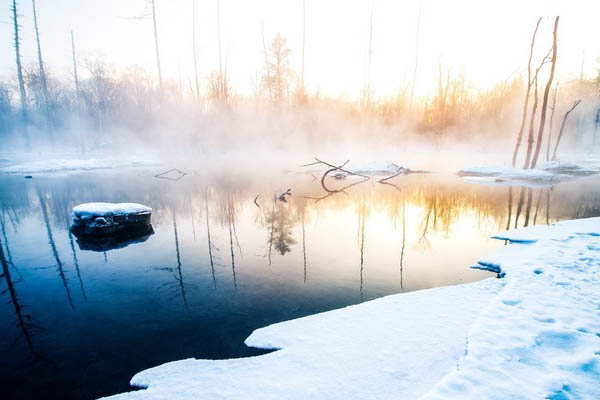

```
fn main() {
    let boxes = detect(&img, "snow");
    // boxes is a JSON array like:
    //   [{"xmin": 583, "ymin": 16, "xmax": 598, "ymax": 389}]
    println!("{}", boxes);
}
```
[
  {"xmin": 458, "ymin": 165, "xmax": 559, "ymax": 182},
  {"xmin": 424, "ymin": 218, "xmax": 600, "ymax": 399},
  {"xmin": 0, "ymin": 155, "xmax": 159, "ymax": 175},
  {"xmin": 73, "ymin": 203, "xmax": 152, "ymax": 221},
  {"xmin": 346, "ymin": 161, "xmax": 406, "ymax": 175},
  {"xmin": 459, "ymin": 159, "xmax": 600, "ymax": 185},
  {"xmin": 101, "ymin": 218, "xmax": 600, "ymax": 400}
]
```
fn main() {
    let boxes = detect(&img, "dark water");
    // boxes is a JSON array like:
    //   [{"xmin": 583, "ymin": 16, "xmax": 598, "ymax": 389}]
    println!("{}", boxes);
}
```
[{"xmin": 1, "ymin": 168, "xmax": 599, "ymax": 399}]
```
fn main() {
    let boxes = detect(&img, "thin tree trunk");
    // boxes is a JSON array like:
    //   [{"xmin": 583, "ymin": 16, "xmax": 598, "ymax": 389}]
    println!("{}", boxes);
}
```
[
  {"xmin": 523, "ymin": 76, "xmax": 539, "ymax": 169},
  {"xmin": 551, "ymin": 99, "xmax": 581, "ymax": 161},
  {"xmin": 592, "ymin": 108, "xmax": 600, "ymax": 152},
  {"xmin": 409, "ymin": 0, "xmax": 423, "ymax": 111},
  {"xmin": 12, "ymin": 0, "xmax": 28, "ymax": 141},
  {"xmin": 32, "ymin": 0, "xmax": 51, "ymax": 125},
  {"xmin": 217, "ymin": 0, "xmax": 224, "ymax": 101},
  {"xmin": 365, "ymin": 0, "xmax": 374, "ymax": 110},
  {"xmin": 151, "ymin": 0, "xmax": 163, "ymax": 91},
  {"xmin": 511, "ymin": 17, "xmax": 541, "ymax": 167},
  {"xmin": 71, "ymin": 31, "xmax": 84, "ymax": 153},
  {"xmin": 546, "ymin": 82, "xmax": 558, "ymax": 161},
  {"xmin": 192, "ymin": 0, "xmax": 200, "ymax": 101},
  {"xmin": 300, "ymin": 0, "xmax": 306, "ymax": 95},
  {"xmin": 530, "ymin": 16, "xmax": 560, "ymax": 169}
]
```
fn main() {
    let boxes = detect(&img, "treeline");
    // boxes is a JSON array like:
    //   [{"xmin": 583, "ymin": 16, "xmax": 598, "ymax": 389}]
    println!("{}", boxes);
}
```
[{"xmin": 2, "ymin": 1, "xmax": 600, "ymax": 153}]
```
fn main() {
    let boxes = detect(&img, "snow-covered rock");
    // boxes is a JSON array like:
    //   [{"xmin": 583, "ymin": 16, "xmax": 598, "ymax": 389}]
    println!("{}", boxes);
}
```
[
  {"xmin": 102, "ymin": 218, "xmax": 600, "ymax": 400},
  {"xmin": 71, "ymin": 203, "xmax": 152, "ymax": 236}
]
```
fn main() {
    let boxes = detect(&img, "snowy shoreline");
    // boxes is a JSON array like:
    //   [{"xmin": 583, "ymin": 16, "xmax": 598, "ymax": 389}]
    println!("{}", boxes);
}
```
[{"xmin": 102, "ymin": 218, "xmax": 600, "ymax": 400}]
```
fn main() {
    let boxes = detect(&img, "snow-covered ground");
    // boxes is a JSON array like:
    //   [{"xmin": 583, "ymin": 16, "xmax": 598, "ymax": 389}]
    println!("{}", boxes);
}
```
[
  {"xmin": 0, "ymin": 154, "xmax": 160, "ymax": 175},
  {"xmin": 102, "ymin": 218, "xmax": 600, "ymax": 400}
]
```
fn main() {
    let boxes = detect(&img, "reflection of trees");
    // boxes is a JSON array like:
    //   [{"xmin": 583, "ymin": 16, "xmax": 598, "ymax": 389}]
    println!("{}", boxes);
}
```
[
  {"xmin": 358, "ymin": 198, "xmax": 366, "ymax": 302},
  {"xmin": 37, "ymin": 188, "xmax": 74, "ymax": 308},
  {"xmin": 205, "ymin": 191, "xmax": 218, "ymax": 290},
  {"xmin": 156, "ymin": 212, "xmax": 192, "ymax": 308},
  {"xmin": 400, "ymin": 193, "xmax": 406, "ymax": 289},
  {"xmin": 0, "ymin": 234, "xmax": 49, "ymax": 362},
  {"xmin": 265, "ymin": 201, "xmax": 297, "ymax": 256}
]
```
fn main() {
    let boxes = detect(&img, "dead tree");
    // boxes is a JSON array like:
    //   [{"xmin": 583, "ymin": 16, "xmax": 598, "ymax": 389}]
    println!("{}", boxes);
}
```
[
  {"xmin": 32, "ymin": 0, "xmax": 51, "ymax": 124},
  {"xmin": 522, "ymin": 49, "xmax": 552, "ymax": 169},
  {"xmin": 151, "ymin": 0, "xmax": 163, "ymax": 91},
  {"xmin": 593, "ymin": 108, "xmax": 600, "ymax": 151},
  {"xmin": 409, "ymin": 0, "xmax": 423, "ymax": 111},
  {"xmin": 300, "ymin": 0, "xmax": 306, "ymax": 96},
  {"xmin": 364, "ymin": 0, "xmax": 374, "ymax": 110},
  {"xmin": 511, "ymin": 17, "xmax": 541, "ymax": 167},
  {"xmin": 522, "ymin": 76, "xmax": 540, "ymax": 169},
  {"xmin": 530, "ymin": 16, "xmax": 560, "ymax": 169},
  {"xmin": 551, "ymin": 99, "xmax": 581, "ymax": 161},
  {"xmin": 11, "ymin": 0, "xmax": 28, "ymax": 136},
  {"xmin": 546, "ymin": 82, "xmax": 558, "ymax": 161},
  {"xmin": 217, "ymin": 0, "xmax": 226, "ymax": 102},
  {"xmin": 192, "ymin": 0, "xmax": 200, "ymax": 100}
]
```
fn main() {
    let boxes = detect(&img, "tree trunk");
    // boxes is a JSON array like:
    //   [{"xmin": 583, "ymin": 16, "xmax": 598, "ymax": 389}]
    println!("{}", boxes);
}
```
[
  {"xmin": 192, "ymin": 0, "xmax": 200, "ymax": 101},
  {"xmin": 530, "ymin": 16, "xmax": 559, "ymax": 169},
  {"xmin": 32, "ymin": 0, "xmax": 51, "ymax": 125},
  {"xmin": 11, "ymin": 0, "xmax": 28, "ymax": 142},
  {"xmin": 365, "ymin": 0, "xmax": 374, "ymax": 110},
  {"xmin": 551, "ymin": 100, "xmax": 581, "ymax": 161},
  {"xmin": 511, "ymin": 17, "xmax": 541, "ymax": 167},
  {"xmin": 408, "ymin": 0, "xmax": 423, "ymax": 112},
  {"xmin": 300, "ymin": 0, "xmax": 306, "ymax": 97},
  {"xmin": 151, "ymin": 0, "xmax": 163, "ymax": 92},
  {"xmin": 546, "ymin": 82, "xmax": 558, "ymax": 161},
  {"xmin": 71, "ymin": 31, "xmax": 84, "ymax": 153},
  {"xmin": 522, "ymin": 77, "xmax": 539, "ymax": 169},
  {"xmin": 217, "ymin": 0, "xmax": 224, "ymax": 102}
]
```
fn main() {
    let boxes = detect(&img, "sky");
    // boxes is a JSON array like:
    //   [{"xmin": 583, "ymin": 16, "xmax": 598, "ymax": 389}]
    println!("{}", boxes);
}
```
[{"xmin": 1, "ymin": 0, "xmax": 599, "ymax": 100}]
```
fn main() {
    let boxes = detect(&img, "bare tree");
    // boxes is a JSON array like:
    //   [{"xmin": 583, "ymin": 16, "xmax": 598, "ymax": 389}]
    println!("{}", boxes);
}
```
[
  {"xmin": 11, "ymin": 0, "xmax": 28, "ymax": 136},
  {"xmin": 409, "ymin": 0, "xmax": 423, "ymax": 111},
  {"xmin": 299, "ymin": 0, "xmax": 307, "ymax": 100},
  {"xmin": 551, "ymin": 99, "xmax": 581, "ymax": 160},
  {"xmin": 523, "ymin": 52, "xmax": 552, "ymax": 168},
  {"xmin": 546, "ymin": 82, "xmax": 558, "ymax": 161},
  {"xmin": 511, "ymin": 17, "xmax": 541, "ymax": 167},
  {"xmin": 364, "ymin": 0, "xmax": 374, "ymax": 109},
  {"xmin": 531, "ymin": 16, "xmax": 560, "ymax": 169},
  {"xmin": 150, "ymin": 0, "xmax": 163, "ymax": 91},
  {"xmin": 192, "ymin": 0, "xmax": 200, "ymax": 100},
  {"xmin": 32, "ymin": 0, "xmax": 51, "ymax": 124},
  {"xmin": 71, "ymin": 31, "xmax": 81, "ymax": 112}
]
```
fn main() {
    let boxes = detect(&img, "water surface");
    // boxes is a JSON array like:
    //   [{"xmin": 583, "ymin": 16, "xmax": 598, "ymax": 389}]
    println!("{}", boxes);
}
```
[{"xmin": 1, "ymin": 168, "xmax": 599, "ymax": 399}]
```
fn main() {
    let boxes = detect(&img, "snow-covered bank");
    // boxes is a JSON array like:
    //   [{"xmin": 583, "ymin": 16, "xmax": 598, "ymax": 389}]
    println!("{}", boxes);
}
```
[
  {"xmin": 459, "ymin": 159, "xmax": 600, "ymax": 185},
  {"xmin": 0, "ymin": 155, "xmax": 160, "ymax": 175},
  {"xmin": 424, "ymin": 218, "xmax": 600, "ymax": 399},
  {"xmin": 102, "ymin": 218, "xmax": 600, "ymax": 400}
]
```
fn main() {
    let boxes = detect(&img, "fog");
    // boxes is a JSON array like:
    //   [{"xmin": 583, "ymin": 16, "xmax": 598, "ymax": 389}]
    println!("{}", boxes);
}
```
[{"xmin": 1, "ymin": 2, "xmax": 599, "ymax": 174}]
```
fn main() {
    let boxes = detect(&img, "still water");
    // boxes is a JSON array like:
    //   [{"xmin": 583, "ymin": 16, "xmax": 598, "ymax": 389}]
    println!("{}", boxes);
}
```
[{"xmin": 1, "ymin": 167, "xmax": 599, "ymax": 399}]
